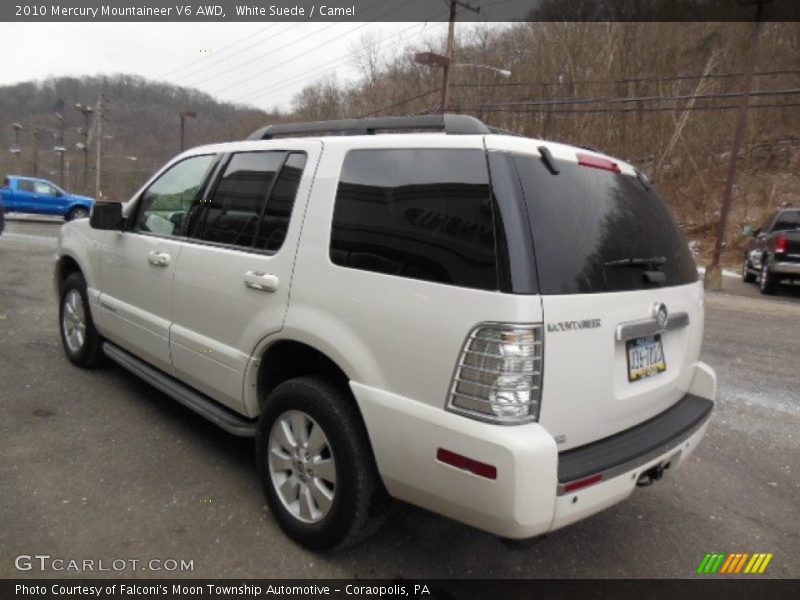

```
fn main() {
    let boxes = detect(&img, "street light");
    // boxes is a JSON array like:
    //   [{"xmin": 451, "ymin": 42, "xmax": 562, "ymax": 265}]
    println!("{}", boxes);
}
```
[
  {"xmin": 452, "ymin": 63, "xmax": 511, "ymax": 78},
  {"xmin": 414, "ymin": 52, "xmax": 511, "ymax": 112},
  {"xmin": 179, "ymin": 111, "xmax": 197, "ymax": 151}
]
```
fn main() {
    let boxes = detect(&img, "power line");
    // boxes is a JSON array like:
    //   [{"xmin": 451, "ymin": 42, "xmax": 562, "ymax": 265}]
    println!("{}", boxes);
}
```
[
  {"xmin": 452, "ymin": 69, "xmax": 800, "ymax": 89},
  {"xmin": 237, "ymin": 21, "xmax": 446, "ymax": 105},
  {"xmin": 468, "ymin": 101, "xmax": 800, "ymax": 115},
  {"xmin": 159, "ymin": 24, "xmax": 278, "ymax": 79},
  {"xmin": 192, "ymin": 23, "xmax": 346, "ymax": 89},
  {"xmin": 359, "ymin": 88, "xmax": 439, "ymax": 117},
  {"xmin": 212, "ymin": 0, "xmax": 419, "ymax": 97},
  {"xmin": 178, "ymin": 0, "xmax": 390, "ymax": 88},
  {"xmin": 478, "ymin": 88, "xmax": 800, "ymax": 108},
  {"xmin": 172, "ymin": 23, "xmax": 298, "ymax": 84}
]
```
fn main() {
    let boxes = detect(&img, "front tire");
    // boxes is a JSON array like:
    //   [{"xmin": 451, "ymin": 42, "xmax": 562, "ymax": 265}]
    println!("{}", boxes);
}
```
[
  {"xmin": 760, "ymin": 261, "xmax": 778, "ymax": 295},
  {"xmin": 66, "ymin": 206, "xmax": 90, "ymax": 221},
  {"xmin": 256, "ymin": 376, "xmax": 390, "ymax": 551},
  {"xmin": 59, "ymin": 272, "xmax": 105, "ymax": 367},
  {"xmin": 742, "ymin": 255, "xmax": 756, "ymax": 283}
]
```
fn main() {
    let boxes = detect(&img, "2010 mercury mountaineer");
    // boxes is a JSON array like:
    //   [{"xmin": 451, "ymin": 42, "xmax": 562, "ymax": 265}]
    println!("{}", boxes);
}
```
[{"xmin": 54, "ymin": 115, "xmax": 716, "ymax": 550}]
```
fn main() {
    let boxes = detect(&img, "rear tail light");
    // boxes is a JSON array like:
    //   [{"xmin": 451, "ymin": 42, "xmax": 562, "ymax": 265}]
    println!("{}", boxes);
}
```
[
  {"xmin": 448, "ymin": 324, "xmax": 543, "ymax": 424},
  {"xmin": 775, "ymin": 234, "xmax": 788, "ymax": 254},
  {"xmin": 577, "ymin": 153, "xmax": 621, "ymax": 173}
]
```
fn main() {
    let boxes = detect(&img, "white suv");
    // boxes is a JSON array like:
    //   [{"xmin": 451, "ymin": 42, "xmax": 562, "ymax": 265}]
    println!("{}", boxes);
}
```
[{"xmin": 55, "ymin": 115, "xmax": 716, "ymax": 550}]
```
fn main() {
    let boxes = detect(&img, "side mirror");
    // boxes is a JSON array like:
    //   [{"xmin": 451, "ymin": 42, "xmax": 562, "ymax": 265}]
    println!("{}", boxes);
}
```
[
  {"xmin": 741, "ymin": 225, "xmax": 756, "ymax": 237},
  {"xmin": 90, "ymin": 202, "xmax": 124, "ymax": 230}
]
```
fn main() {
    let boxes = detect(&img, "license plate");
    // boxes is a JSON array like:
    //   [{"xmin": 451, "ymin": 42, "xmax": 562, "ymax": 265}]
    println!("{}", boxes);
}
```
[{"xmin": 626, "ymin": 334, "xmax": 666, "ymax": 382}]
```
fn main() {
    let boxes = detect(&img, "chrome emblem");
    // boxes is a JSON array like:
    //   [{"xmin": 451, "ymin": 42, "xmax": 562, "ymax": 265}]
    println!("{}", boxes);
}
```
[{"xmin": 653, "ymin": 303, "xmax": 669, "ymax": 329}]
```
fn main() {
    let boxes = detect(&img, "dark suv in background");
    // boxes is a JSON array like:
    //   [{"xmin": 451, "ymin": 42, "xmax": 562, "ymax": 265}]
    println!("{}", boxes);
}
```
[{"xmin": 742, "ymin": 208, "xmax": 800, "ymax": 294}]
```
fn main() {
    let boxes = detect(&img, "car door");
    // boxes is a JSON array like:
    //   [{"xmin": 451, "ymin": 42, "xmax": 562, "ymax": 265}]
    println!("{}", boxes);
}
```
[
  {"xmin": 169, "ymin": 143, "xmax": 320, "ymax": 413},
  {"xmin": 12, "ymin": 179, "xmax": 37, "ymax": 212},
  {"xmin": 30, "ymin": 180, "xmax": 63, "ymax": 215},
  {"xmin": 94, "ymin": 153, "xmax": 218, "ymax": 372}
]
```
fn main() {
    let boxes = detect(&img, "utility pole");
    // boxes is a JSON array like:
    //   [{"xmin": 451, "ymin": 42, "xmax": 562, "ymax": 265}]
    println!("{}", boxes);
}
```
[
  {"xmin": 439, "ymin": 0, "xmax": 480, "ymax": 113},
  {"xmin": 11, "ymin": 123, "xmax": 23, "ymax": 171},
  {"xmin": 705, "ymin": 0, "xmax": 767, "ymax": 290},
  {"xmin": 75, "ymin": 103, "xmax": 93, "ymax": 191},
  {"xmin": 55, "ymin": 113, "xmax": 65, "ymax": 187},
  {"xmin": 179, "ymin": 111, "xmax": 197, "ymax": 151},
  {"xmin": 32, "ymin": 128, "xmax": 39, "ymax": 177},
  {"xmin": 95, "ymin": 94, "xmax": 105, "ymax": 201}
]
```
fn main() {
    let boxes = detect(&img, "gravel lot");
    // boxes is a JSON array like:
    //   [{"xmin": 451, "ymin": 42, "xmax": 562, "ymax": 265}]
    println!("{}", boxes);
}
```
[{"xmin": 1, "ymin": 218, "xmax": 798, "ymax": 579}]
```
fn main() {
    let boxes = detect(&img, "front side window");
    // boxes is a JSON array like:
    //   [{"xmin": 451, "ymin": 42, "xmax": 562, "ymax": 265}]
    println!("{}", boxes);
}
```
[
  {"xmin": 330, "ymin": 149, "xmax": 497, "ymax": 291},
  {"xmin": 133, "ymin": 154, "xmax": 215, "ymax": 237},
  {"xmin": 34, "ymin": 181, "xmax": 57, "ymax": 196}
]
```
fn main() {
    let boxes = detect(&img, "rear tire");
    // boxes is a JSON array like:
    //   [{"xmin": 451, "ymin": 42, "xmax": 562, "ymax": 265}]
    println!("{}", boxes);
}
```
[
  {"xmin": 59, "ymin": 272, "xmax": 105, "ymax": 367},
  {"xmin": 760, "ymin": 261, "xmax": 778, "ymax": 295},
  {"xmin": 66, "ymin": 206, "xmax": 89, "ymax": 221},
  {"xmin": 742, "ymin": 255, "xmax": 756, "ymax": 283},
  {"xmin": 256, "ymin": 376, "xmax": 390, "ymax": 551}
]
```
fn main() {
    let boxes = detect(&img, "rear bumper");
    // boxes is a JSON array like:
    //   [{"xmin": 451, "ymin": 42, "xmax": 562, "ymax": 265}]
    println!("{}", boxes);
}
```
[
  {"xmin": 772, "ymin": 261, "xmax": 800, "ymax": 276},
  {"xmin": 557, "ymin": 393, "xmax": 713, "ymax": 494},
  {"xmin": 352, "ymin": 361, "xmax": 715, "ymax": 539}
]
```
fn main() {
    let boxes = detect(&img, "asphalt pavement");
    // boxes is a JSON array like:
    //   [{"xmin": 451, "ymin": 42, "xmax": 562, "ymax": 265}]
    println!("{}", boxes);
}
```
[{"xmin": 1, "ymin": 218, "xmax": 798, "ymax": 579}]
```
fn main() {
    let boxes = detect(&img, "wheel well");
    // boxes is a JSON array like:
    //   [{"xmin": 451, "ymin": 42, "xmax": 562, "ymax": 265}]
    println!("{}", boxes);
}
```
[
  {"xmin": 56, "ymin": 256, "xmax": 81, "ymax": 294},
  {"xmin": 257, "ymin": 340, "xmax": 351, "ymax": 411}
]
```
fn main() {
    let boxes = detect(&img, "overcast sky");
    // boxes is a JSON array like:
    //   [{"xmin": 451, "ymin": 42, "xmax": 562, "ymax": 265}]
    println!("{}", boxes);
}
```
[{"xmin": 0, "ymin": 21, "xmax": 458, "ymax": 110}]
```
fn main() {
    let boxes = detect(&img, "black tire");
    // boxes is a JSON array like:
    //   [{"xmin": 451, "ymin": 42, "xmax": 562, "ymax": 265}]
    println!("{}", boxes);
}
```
[
  {"xmin": 256, "ymin": 376, "xmax": 390, "ymax": 551},
  {"xmin": 66, "ymin": 206, "xmax": 90, "ymax": 221},
  {"xmin": 742, "ymin": 255, "xmax": 756, "ymax": 283},
  {"xmin": 59, "ymin": 272, "xmax": 106, "ymax": 367},
  {"xmin": 759, "ymin": 261, "xmax": 778, "ymax": 295}
]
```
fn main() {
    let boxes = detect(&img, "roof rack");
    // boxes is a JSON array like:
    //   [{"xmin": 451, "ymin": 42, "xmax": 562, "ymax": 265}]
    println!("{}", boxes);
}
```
[{"xmin": 246, "ymin": 114, "xmax": 491, "ymax": 140}]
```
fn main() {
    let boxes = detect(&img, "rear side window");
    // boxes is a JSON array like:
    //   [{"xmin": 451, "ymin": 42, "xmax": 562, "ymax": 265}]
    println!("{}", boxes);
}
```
[
  {"xmin": 193, "ymin": 152, "xmax": 283, "ymax": 247},
  {"xmin": 18, "ymin": 180, "xmax": 35, "ymax": 193},
  {"xmin": 330, "ymin": 149, "xmax": 498, "ymax": 291},
  {"xmin": 255, "ymin": 153, "xmax": 307, "ymax": 251},
  {"xmin": 514, "ymin": 153, "xmax": 697, "ymax": 294}
]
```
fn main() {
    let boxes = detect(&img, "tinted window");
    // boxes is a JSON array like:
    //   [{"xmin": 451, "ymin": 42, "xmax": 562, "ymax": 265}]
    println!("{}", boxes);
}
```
[
  {"xmin": 330, "ymin": 149, "xmax": 497, "ymax": 291},
  {"xmin": 255, "ymin": 153, "xmax": 306, "ymax": 251},
  {"xmin": 514, "ymin": 154, "xmax": 697, "ymax": 294},
  {"xmin": 192, "ymin": 152, "xmax": 284, "ymax": 248},
  {"xmin": 771, "ymin": 210, "xmax": 800, "ymax": 233},
  {"xmin": 18, "ymin": 180, "xmax": 35, "ymax": 193},
  {"xmin": 134, "ymin": 155, "xmax": 215, "ymax": 237}
]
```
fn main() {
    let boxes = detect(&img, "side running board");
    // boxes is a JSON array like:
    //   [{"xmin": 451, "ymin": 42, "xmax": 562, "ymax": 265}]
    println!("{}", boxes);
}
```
[{"xmin": 103, "ymin": 342, "xmax": 258, "ymax": 437}]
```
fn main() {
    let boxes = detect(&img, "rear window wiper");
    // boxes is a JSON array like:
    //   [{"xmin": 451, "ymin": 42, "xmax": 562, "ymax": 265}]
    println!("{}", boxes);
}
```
[{"xmin": 604, "ymin": 256, "xmax": 667, "ymax": 268}]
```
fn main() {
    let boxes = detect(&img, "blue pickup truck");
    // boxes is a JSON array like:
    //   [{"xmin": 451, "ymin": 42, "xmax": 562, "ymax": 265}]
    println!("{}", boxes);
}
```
[{"xmin": 0, "ymin": 175, "xmax": 94, "ymax": 221}]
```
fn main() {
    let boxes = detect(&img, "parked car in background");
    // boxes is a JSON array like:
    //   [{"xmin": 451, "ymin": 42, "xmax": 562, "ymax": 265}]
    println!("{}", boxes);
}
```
[
  {"xmin": 0, "ymin": 175, "xmax": 94, "ymax": 221},
  {"xmin": 0, "ymin": 192, "xmax": 4, "ymax": 235},
  {"xmin": 742, "ymin": 208, "xmax": 800, "ymax": 294}
]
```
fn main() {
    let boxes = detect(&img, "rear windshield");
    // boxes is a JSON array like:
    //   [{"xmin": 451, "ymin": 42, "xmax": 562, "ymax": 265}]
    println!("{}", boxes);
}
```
[
  {"xmin": 514, "ymin": 153, "xmax": 697, "ymax": 294},
  {"xmin": 772, "ymin": 210, "xmax": 800, "ymax": 232}
]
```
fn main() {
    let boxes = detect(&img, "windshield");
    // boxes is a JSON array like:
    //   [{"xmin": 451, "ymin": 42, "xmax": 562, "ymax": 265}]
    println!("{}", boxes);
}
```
[{"xmin": 513, "ymin": 153, "xmax": 697, "ymax": 294}]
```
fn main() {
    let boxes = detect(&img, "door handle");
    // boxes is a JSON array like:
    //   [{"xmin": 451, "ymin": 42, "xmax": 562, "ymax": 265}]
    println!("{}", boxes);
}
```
[
  {"xmin": 147, "ymin": 250, "xmax": 171, "ymax": 267},
  {"xmin": 243, "ymin": 271, "xmax": 279, "ymax": 292}
]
